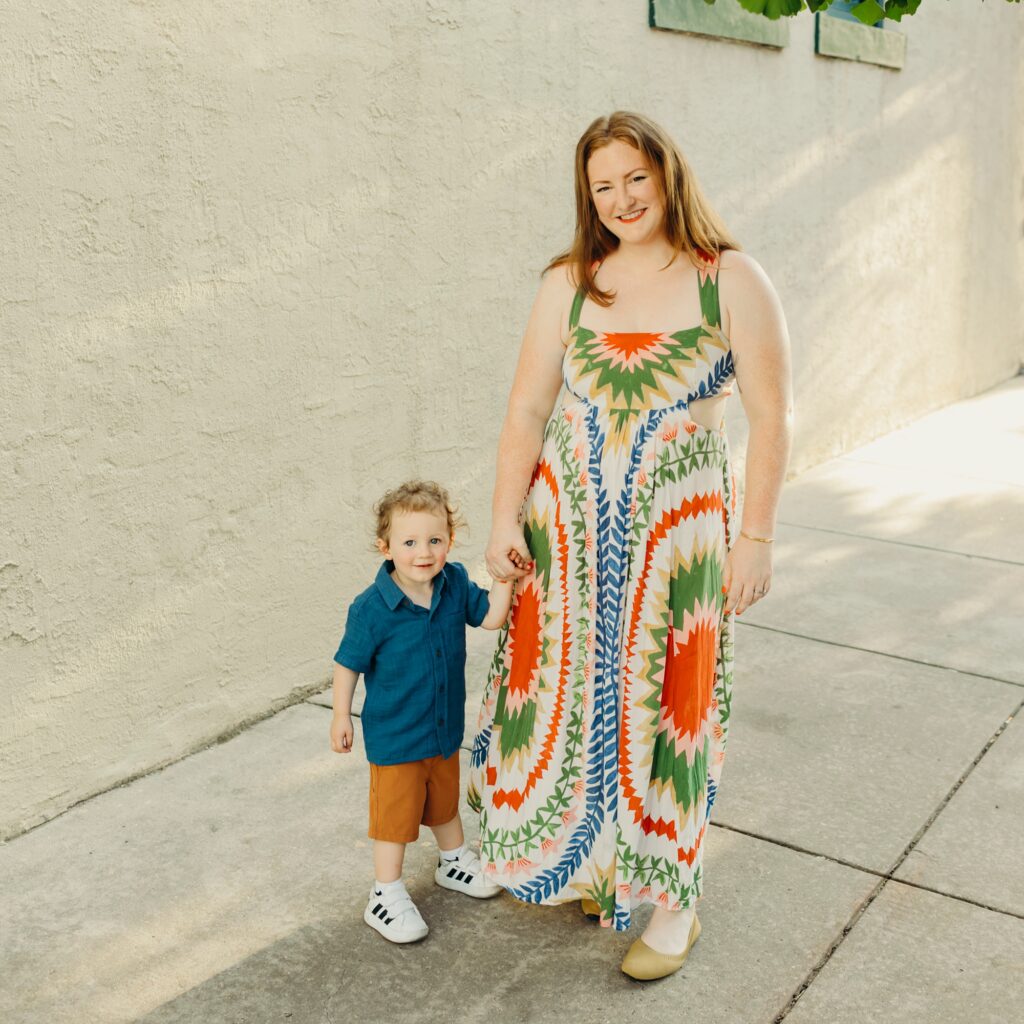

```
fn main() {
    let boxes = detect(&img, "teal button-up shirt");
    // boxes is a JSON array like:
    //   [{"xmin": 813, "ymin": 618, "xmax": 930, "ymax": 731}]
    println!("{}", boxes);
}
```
[{"xmin": 334, "ymin": 560, "xmax": 490, "ymax": 766}]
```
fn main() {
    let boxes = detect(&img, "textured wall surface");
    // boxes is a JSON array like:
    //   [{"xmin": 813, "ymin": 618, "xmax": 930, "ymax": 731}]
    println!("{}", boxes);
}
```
[{"xmin": 2, "ymin": 1, "xmax": 1022, "ymax": 838}]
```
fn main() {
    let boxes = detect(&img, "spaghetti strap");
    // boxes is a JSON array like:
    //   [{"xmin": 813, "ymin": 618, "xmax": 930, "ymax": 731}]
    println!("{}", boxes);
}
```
[
  {"xmin": 568, "ymin": 285, "xmax": 586, "ymax": 332},
  {"xmin": 697, "ymin": 255, "xmax": 722, "ymax": 330}
]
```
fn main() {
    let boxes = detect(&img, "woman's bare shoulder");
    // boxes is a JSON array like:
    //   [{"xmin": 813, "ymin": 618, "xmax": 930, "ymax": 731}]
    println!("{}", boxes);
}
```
[
  {"xmin": 718, "ymin": 250, "xmax": 782, "ymax": 314},
  {"xmin": 539, "ymin": 260, "xmax": 580, "ymax": 297},
  {"xmin": 718, "ymin": 249, "xmax": 771, "ymax": 287},
  {"xmin": 717, "ymin": 249, "xmax": 787, "ymax": 351},
  {"xmin": 532, "ymin": 261, "xmax": 580, "ymax": 335}
]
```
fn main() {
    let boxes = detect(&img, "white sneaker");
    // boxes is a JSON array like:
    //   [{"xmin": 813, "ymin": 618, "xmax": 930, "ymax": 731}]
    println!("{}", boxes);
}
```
[
  {"xmin": 363, "ymin": 884, "xmax": 429, "ymax": 944},
  {"xmin": 435, "ymin": 848, "xmax": 502, "ymax": 899}
]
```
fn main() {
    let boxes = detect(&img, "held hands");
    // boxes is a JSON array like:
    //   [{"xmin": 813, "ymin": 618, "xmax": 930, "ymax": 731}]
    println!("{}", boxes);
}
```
[
  {"xmin": 330, "ymin": 713, "xmax": 354, "ymax": 754},
  {"xmin": 485, "ymin": 522, "xmax": 534, "ymax": 582},
  {"xmin": 722, "ymin": 534, "xmax": 773, "ymax": 615}
]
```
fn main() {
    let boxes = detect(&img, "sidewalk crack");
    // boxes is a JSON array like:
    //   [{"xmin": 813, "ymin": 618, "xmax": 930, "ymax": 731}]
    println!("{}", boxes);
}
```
[
  {"xmin": 738, "ymin": 622, "xmax": 1024, "ymax": 689},
  {"xmin": 770, "ymin": 694, "xmax": 1024, "ymax": 1022},
  {"xmin": 775, "ymin": 521, "xmax": 1024, "ymax": 566}
]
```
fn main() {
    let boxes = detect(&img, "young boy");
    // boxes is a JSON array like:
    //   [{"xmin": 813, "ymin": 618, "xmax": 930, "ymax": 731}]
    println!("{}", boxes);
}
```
[{"xmin": 330, "ymin": 480, "xmax": 516, "ymax": 944}]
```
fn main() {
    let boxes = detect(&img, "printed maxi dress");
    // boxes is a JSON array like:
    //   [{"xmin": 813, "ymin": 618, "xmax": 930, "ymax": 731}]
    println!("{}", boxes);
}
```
[{"xmin": 468, "ymin": 260, "xmax": 738, "ymax": 931}]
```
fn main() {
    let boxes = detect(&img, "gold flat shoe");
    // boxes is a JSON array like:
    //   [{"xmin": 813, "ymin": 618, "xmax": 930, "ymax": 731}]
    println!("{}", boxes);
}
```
[
  {"xmin": 621, "ymin": 914, "xmax": 701, "ymax": 980},
  {"xmin": 580, "ymin": 897, "xmax": 601, "ymax": 919}
]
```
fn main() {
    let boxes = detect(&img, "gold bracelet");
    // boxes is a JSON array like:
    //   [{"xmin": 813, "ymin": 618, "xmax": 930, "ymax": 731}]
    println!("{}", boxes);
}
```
[{"xmin": 739, "ymin": 530, "xmax": 774, "ymax": 544}]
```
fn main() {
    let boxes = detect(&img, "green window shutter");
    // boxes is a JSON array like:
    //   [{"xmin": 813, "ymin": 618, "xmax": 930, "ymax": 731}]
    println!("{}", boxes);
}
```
[{"xmin": 650, "ymin": 0, "xmax": 790, "ymax": 49}]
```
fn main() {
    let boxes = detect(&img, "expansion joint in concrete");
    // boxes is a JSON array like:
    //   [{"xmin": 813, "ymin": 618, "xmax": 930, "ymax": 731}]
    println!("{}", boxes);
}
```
[
  {"xmin": 710, "ymin": 821, "xmax": 1023, "ymax": 922},
  {"xmin": 774, "ymin": 521, "xmax": 1024, "ymax": 567},
  {"xmin": 770, "ymin": 694, "xmax": 1024, "ymax": 1021},
  {"xmin": 738, "ymin": 621, "xmax": 1024, "ymax": 690},
  {"xmin": 881, "ymin": 694, "xmax": 1024, "ymax": 880},
  {"xmin": 772, "ymin": 875, "xmax": 889, "ymax": 1024},
  {"xmin": 3, "ymin": 680, "xmax": 330, "ymax": 845}
]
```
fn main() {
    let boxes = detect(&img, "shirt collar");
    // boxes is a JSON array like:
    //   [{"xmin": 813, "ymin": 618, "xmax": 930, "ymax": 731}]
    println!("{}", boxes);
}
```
[{"xmin": 374, "ymin": 561, "xmax": 448, "ymax": 612}]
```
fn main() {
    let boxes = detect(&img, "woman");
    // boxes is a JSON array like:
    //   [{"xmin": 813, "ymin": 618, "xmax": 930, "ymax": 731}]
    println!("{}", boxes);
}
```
[{"xmin": 469, "ymin": 111, "xmax": 792, "ymax": 980}]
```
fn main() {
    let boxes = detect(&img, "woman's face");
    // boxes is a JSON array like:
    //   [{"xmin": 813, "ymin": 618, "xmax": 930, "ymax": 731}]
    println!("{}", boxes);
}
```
[{"xmin": 586, "ymin": 139, "xmax": 665, "ymax": 245}]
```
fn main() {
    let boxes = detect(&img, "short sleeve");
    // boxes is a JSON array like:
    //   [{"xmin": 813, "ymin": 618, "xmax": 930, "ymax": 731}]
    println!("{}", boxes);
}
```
[
  {"xmin": 334, "ymin": 602, "xmax": 376, "ymax": 674},
  {"xmin": 464, "ymin": 572, "xmax": 491, "ymax": 628}
]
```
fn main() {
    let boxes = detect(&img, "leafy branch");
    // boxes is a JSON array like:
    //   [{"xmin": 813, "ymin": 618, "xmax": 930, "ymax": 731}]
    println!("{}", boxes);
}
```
[{"xmin": 706, "ymin": 0, "xmax": 1020, "ymax": 26}]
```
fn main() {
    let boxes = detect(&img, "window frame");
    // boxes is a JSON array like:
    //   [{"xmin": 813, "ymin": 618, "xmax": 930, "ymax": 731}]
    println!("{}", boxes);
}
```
[
  {"xmin": 649, "ymin": 0, "xmax": 790, "ymax": 50},
  {"xmin": 815, "ymin": 2, "xmax": 907, "ymax": 69}
]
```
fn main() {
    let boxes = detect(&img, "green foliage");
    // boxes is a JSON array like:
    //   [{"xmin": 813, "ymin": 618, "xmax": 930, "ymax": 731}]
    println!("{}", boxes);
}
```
[
  {"xmin": 727, "ymin": 0, "xmax": 802, "ymax": 16},
  {"xmin": 708, "ymin": 0, "xmax": 1018, "ymax": 25}
]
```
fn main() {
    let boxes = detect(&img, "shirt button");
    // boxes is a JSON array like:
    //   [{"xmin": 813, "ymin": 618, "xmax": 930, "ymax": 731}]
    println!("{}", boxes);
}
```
[{"xmin": 435, "ymin": 649, "xmax": 442, "ymax": 657}]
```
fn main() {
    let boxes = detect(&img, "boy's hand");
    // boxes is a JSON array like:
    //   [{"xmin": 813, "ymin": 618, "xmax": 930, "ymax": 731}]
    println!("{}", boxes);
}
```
[
  {"xmin": 330, "ymin": 714, "xmax": 354, "ymax": 754},
  {"xmin": 508, "ymin": 548, "xmax": 533, "ymax": 574},
  {"xmin": 485, "ymin": 524, "xmax": 532, "ymax": 581}
]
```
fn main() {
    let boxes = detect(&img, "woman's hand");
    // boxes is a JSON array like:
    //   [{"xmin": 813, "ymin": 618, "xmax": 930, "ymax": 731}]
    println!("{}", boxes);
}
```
[
  {"xmin": 486, "ymin": 522, "xmax": 533, "ymax": 582},
  {"xmin": 722, "ymin": 535, "xmax": 773, "ymax": 615}
]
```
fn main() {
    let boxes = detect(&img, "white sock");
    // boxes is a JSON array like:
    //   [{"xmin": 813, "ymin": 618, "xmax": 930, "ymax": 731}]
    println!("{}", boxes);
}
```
[
  {"xmin": 440, "ymin": 844, "xmax": 465, "ymax": 862},
  {"xmin": 373, "ymin": 878, "xmax": 406, "ymax": 896}
]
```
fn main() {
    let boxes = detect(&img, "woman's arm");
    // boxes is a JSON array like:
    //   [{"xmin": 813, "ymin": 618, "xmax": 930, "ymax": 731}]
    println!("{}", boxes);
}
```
[
  {"xmin": 485, "ymin": 264, "xmax": 577, "ymax": 581},
  {"xmin": 719, "ymin": 251, "xmax": 794, "ymax": 615}
]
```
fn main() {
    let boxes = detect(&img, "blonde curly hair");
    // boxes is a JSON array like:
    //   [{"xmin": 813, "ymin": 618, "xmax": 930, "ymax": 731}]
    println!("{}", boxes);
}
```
[{"xmin": 373, "ymin": 480, "xmax": 466, "ymax": 546}]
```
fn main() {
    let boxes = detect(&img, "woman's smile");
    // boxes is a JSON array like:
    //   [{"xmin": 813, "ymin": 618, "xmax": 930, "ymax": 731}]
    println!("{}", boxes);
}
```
[{"xmin": 618, "ymin": 208, "xmax": 647, "ymax": 223}]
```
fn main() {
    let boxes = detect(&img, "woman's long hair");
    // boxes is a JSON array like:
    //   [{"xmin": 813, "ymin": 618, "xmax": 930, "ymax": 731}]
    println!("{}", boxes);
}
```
[{"xmin": 547, "ymin": 111, "xmax": 740, "ymax": 306}]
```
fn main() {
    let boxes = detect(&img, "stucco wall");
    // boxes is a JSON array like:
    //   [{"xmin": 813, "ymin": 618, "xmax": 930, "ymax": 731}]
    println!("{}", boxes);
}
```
[{"xmin": 2, "ymin": 1, "xmax": 1021, "ymax": 839}]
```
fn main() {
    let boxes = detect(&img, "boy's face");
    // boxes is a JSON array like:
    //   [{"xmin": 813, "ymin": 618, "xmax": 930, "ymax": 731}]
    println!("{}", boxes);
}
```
[{"xmin": 377, "ymin": 508, "xmax": 452, "ymax": 587}]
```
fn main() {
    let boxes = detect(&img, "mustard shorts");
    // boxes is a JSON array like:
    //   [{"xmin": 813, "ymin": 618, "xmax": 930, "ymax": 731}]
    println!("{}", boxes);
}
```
[{"xmin": 368, "ymin": 752, "xmax": 460, "ymax": 843}]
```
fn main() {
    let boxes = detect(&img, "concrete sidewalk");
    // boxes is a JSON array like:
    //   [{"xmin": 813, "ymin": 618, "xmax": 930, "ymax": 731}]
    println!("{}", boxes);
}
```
[{"xmin": 4, "ymin": 378, "xmax": 1023, "ymax": 1024}]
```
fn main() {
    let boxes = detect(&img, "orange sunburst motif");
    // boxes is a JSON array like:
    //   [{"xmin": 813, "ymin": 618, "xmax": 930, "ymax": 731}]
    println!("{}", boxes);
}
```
[
  {"xmin": 504, "ymin": 579, "xmax": 544, "ymax": 716},
  {"xmin": 659, "ymin": 601, "xmax": 718, "ymax": 753},
  {"xmin": 593, "ymin": 332, "xmax": 670, "ymax": 371}
]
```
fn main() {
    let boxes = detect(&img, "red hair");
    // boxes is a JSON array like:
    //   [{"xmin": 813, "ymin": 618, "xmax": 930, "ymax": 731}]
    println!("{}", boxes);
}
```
[{"xmin": 546, "ymin": 111, "xmax": 740, "ymax": 306}]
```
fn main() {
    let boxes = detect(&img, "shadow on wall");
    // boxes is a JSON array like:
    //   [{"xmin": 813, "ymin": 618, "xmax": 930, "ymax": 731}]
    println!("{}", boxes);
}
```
[{"xmin": 713, "ymin": 58, "xmax": 1018, "ymax": 473}]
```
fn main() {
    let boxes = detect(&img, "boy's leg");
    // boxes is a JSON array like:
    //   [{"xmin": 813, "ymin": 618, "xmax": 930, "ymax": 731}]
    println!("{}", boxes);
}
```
[
  {"xmin": 429, "ymin": 814, "xmax": 465, "ymax": 855},
  {"xmin": 424, "ymin": 754, "xmax": 501, "ymax": 900},
  {"xmin": 373, "ymin": 840, "xmax": 406, "ymax": 884},
  {"xmin": 365, "ymin": 762, "xmax": 430, "ymax": 943}
]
